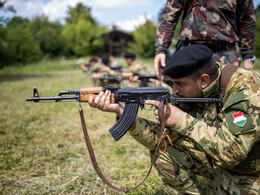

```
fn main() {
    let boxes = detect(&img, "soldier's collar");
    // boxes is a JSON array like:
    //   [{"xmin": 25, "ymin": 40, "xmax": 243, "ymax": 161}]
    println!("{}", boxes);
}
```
[{"xmin": 202, "ymin": 64, "xmax": 221, "ymax": 97}]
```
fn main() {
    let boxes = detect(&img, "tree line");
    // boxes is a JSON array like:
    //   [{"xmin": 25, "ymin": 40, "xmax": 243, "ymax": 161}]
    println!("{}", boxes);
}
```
[
  {"xmin": 0, "ymin": 1, "xmax": 260, "ymax": 69},
  {"xmin": 0, "ymin": 1, "xmax": 158, "ymax": 69}
]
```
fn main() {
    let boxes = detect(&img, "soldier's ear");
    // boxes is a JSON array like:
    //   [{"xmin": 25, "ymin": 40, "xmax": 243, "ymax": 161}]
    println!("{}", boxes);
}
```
[{"xmin": 198, "ymin": 74, "xmax": 210, "ymax": 89}]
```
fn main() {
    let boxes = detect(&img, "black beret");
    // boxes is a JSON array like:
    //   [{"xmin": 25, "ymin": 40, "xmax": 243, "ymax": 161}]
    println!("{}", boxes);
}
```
[
  {"xmin": 124, "ymin": 52, "xmax": 136, "ymax": 59},
  {"xmin": 102, "ymin": 55, "xmax": 110, "ymax": 64},
  {"xmin": 163, "ymin": 45, "xmax": 213, "ymax": 79}
]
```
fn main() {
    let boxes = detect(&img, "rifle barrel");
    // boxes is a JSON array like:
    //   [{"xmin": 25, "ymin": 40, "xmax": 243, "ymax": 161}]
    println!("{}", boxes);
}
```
[
  {"xmin": 26, "ymin": 95, "xmax": 78, "ymax": 103},
  {"xmin": 170, "ymin": 97, "xmax": 221, "ymax": 102}
]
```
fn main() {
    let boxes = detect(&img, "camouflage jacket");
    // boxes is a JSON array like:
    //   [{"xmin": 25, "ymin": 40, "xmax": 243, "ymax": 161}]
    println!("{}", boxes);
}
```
[
  {"xmin": 156, "ymin": 0, "xmax": 256, "ymax": 59},
  {"xmin": 120, "ymin": 61, "xmax": 150, "ymax": 88},
  {"xmin": 128, "ymin": 60, "xmax": 149, "ymax": 74},
  {"xmin": 128, "ymin": 64, "xmax": 260, "ymax": 174}
]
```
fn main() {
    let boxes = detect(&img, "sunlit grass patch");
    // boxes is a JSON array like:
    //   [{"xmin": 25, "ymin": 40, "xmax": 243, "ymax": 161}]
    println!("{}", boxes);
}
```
[{"xmin": 0, "ymin": 68, "xmax": 167, "ymax": 194}]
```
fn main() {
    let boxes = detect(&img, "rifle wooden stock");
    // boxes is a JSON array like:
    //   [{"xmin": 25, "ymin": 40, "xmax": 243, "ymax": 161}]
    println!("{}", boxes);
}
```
[
  {"xmin": 80, "ymin": 87, "xmax": 103, "ymax": 94},
  {"xmin": 79, "ymin": 87, "xmax": 115, "ymax": 102},
  {"xmin": 91, "ymin": 73, "xmax": 103, "ymax": 79},
  {"xmin": 121, "ymin": 73, "xmax": 134, "ymax": 79},
  {"xmin": 80, "ymin": 94, "xmax": 115, "ymax": 103}
]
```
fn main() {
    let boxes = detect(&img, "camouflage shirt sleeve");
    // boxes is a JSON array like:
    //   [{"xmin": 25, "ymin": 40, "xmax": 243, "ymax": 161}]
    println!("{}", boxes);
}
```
[
  {"xmin": 237, "ymin": 0, "xmax": 256, "ymax": 59},
  {"xmin": 155, "ymin": 0, "xmax": 184, "ymax": 55},
  {"xmin": 128, "ymin": 115, "xmax": 179, "ymax": 151},
  {"xmin": 174, "ymin": 69, "xmax": 260, "ymax": 169},
  {"xmin": 128, "ymin": 61, "xmax": 149, "ymax": 74},
  {"xmin": 128, "ymin": 117, "xmax": 160, "ymax": 150}
]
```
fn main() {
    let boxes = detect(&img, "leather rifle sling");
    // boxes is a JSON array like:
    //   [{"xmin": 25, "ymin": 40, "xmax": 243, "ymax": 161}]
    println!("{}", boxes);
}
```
[
  {"xmin": 78, "ymin": 98, "xmax": 170, "ymax": 193},
  {"xmin": 220, "ymin": 64, "xmax": 238, "ymax": 89}
]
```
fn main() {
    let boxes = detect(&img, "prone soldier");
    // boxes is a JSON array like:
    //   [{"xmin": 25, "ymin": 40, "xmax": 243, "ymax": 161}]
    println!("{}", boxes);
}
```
[{"xmin": 92, "ymin": 55, "xmax": 122, "ymax": 86}]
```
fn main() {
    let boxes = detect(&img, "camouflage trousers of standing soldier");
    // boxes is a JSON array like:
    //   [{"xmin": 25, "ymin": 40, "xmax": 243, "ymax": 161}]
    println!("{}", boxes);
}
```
[
  {"xmin": 181, "ymin": 45, "xmax": 241, "ymax": 66},
  {"xmin": 212, "ymin": 47, "xmax": 241, "ymax": 66},
  {"xmin": 151, "ymin": 136, "xmax": 260, "ymax": 194}
]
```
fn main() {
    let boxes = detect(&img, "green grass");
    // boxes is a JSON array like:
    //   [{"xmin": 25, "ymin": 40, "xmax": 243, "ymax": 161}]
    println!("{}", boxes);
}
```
[
  {"xmin": 0, "ymin": 60, "xmax": 167, "ymax": 194},
  {"xmin": 0, "ymin": 58, "xmax": 259, "ymax": 194},
  {"xmin": 0, "ymin": 57, "xmax": 133, "ymax": 74}
]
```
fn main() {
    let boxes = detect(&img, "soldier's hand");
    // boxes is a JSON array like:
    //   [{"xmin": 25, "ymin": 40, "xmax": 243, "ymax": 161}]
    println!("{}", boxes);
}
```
[
  {"xmin": 100, "ymin": 66, "xmax": 111, "ymax": 72},
  {"xmin": 154, "ymin": 53, "xmax": 166, "ymax": 78},
  {"xmin": 145, "ymin": 100, "xmax": 184, "ymax": 127},
  {"xmin": 88, "ymin": 90, "xmax": 123, "ymax": 117},
  {"xmin": 130, "ymin": 75, "xmax": 140, "ymax": 82},
  {"xmin": 243, "ymin": 61, "xmax": 254, "ymax": 70},
  {"xmin": 92, "ymin": 73, "xmax": 102, "ymax": 78}
]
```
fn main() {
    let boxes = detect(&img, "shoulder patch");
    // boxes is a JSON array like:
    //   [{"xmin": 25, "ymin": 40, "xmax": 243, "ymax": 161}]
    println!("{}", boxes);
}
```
[
  {"xmin": 232, "ymin": 111, "xmax": 247, "ymax": 127},
  {"xmin": 225, "ymin": 108, "xmax": 254, "ymax": 135}
]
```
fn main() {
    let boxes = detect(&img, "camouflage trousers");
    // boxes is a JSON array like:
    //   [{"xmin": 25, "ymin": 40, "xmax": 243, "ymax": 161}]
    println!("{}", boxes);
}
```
[
  {"xmin": 150, "ymin": 136, "xmax": 260, "ymax": 194},
  {"xmin": 91, "ymin": 78, "xmax": 121, "ymax": 87},
  {"xmin": 212, "ymin": 47, "xmax": 241, "ymax": 66},
  {"xmin": 181, "ymin": 45, "xmax": 241, "ymax": 66},
  {"xmin": 119, "ymin": 80, "xmax": 140, "ymax": 88}
]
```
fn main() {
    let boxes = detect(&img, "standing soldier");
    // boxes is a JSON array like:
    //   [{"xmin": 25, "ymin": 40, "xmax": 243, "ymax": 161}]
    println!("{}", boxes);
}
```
[{"xmin": 154, "ymin": 0, "xmax": 256, "ymax": 78}]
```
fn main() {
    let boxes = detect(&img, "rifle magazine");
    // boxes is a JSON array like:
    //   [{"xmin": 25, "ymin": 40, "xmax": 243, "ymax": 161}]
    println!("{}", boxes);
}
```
[{"xmin": 109, "ymin": 103, "xmax": 139, "ymax": 141}]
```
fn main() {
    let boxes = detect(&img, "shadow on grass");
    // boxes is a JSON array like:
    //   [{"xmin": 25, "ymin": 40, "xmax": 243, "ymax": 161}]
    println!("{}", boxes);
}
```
[{"xmin": 0, "ymin": 73, "xmax": 53, "ymax": 82}]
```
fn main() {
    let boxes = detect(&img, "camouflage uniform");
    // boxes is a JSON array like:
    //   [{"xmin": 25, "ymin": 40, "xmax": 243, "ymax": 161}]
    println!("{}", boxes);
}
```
[
  {"xmin": 127, "ymin": 60, "xmax": 149, "ymax": 74},
  {"xmin": 92, "ymin": 70, "xmax": 120, "ymax": 87},
  {"xmin": 128, "ymin": 64, "xmax": 260, "ymax": 194},
  {"xmin": 89, "ymin": 63, "xmax": 120, "ymax": 86},
  {"xmin": 156, "ymin": 0, "xmax": 256, "ymax": 65},
  {"xmin": 120, "ymin": 60, "xmax": 150, "ymax": 88}
]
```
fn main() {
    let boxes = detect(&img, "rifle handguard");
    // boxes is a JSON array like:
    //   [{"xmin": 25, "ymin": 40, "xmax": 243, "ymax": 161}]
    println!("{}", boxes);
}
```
[{"xmin": 109, "ymin": 103, "xmax": 139, "ymax": 141}]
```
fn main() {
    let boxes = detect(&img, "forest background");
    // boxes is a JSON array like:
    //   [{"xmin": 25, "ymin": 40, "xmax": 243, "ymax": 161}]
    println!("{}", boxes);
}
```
[{"xmin": 1, "ymin": 1, "xmax": 260, "ymax": 69}]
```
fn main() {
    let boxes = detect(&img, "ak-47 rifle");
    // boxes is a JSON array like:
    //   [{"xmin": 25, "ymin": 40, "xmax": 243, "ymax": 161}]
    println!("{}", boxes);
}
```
[
  {"xmin": 27, "ymin": 86, "xmax": 221, "ymax": 141},
  {"xmin": 26, "ymin": 86, "xmax": 222, "ymax": 192},
  {"xmin": 93, "ymin": 73, "xmax": 173, "ymax": 87}
]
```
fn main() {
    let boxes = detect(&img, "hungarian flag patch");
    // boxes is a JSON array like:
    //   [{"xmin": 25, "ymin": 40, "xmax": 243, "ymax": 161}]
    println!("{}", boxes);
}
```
[{"xmin": 232, "ymin": 111, "xmax": 247, "ymax": 127}]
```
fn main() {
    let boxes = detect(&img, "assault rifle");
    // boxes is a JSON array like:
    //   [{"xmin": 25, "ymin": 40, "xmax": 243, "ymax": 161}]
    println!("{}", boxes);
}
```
[
  {"xmin": 93, "ymin": 73, "xmax": 173, "ymax": 87},
  {"xmin": 27, "ymin": 86, "xmax": 221, "ymax": 141}
]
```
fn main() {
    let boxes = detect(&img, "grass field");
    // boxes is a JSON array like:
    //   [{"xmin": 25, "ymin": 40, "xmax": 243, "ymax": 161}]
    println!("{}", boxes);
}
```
[
  {"xmin": 1, "ymin": 59, "xmax": 259, "ymax": 194},
  {"xmin": 0, "ymin": 59, "xmax": 168, "ymax": 195}
]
